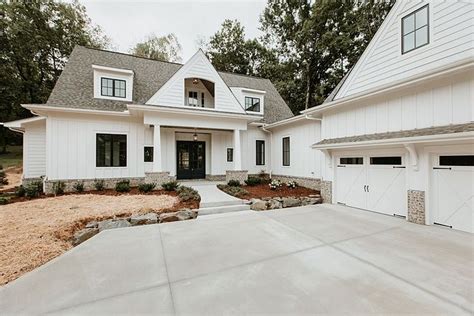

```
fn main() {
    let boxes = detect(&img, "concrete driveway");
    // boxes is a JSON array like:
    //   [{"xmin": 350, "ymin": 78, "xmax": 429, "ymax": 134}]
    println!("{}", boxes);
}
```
[{"xmin": 1, "ymin": 204, "xmax": 473, "ymax": 315}]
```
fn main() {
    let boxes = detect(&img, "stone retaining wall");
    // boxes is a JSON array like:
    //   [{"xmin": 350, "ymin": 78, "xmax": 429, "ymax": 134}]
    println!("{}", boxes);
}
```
[
  {"xmin": 44, "ymin": 177, "xmax": 146, "ymax": 194},
  {"xmin": 226, "ymin": 170, "xmax": 248, "ymax": 183},
  {"xmin": 407, "ymin": 190, "xmax": 425, "ymax": 225},
  {"xmin": 271, "ymin": 175, "xmax": 321, "ymax": 191},
  {"xmin": 320, "ymin": 180, "xmax": 333, "ymax": 203}
]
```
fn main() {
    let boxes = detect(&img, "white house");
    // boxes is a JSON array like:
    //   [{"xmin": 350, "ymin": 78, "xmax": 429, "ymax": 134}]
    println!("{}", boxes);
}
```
[{"xmin": 4, "ymin": 0, "xmax": 473, "ymax": 234}]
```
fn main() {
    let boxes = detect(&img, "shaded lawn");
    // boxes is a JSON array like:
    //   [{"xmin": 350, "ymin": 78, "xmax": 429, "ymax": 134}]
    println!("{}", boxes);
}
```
[{"xmin": 0, "ymin": 146, "xmax": 22, "ymax": 169}]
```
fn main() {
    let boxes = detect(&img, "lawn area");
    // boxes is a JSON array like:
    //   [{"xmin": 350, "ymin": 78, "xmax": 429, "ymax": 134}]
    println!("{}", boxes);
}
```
[{"xmin": 0, "ymin": 145, "xmax": 22, "ymax": 169}]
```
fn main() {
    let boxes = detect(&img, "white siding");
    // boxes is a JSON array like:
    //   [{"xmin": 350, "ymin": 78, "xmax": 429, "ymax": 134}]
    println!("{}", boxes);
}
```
[
  {"xmin": 336, "ymin": 0, "xmax": 474, "ymax": 99},
  {"xmin": 23, "ymin": 120, "xmax": 46, "ymax": 178},
  {"xmin": 241, "ymin": 126, "xmax": 271, "ymax": 175}
]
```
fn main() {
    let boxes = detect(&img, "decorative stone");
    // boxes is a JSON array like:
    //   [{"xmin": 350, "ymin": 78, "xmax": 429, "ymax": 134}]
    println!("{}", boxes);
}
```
[
  {"xmin": 85, "ymin": 221, "xmax": 98, "ymax": 229},
  {"xmin": 301, "ymin": 197, "xmax": 322, "ymax": 206},
  {"xmin": 226, "ymin": 170, "xmax": 248, "ymax": 183},
  {"xmin": 130, "ymin": 213, "xmax": 158, "ymax": 226},
  {"xmin": 159, "ymin": 209, "xmax": 198, "ymax": 223},
  {"xmin": 73, "ymin": 228, "xmax": 99, "ymax": 246},
  {"xmin": 407, "ymin": 190, "xmax": 425, "ymax": 225},
  {"xmin": 98, "ymin": 219, "xmax": 131, "ymax": 232},
  {"xmin": 250, "ymin": 199, "xmax": 267, "ymax": 211},
  {"xmin": 282, "ymin": 197, "xmax": 301, "ymax": 208},
  {"xmin": 266, "ymin": 199, "xmax": 282, "ymax": 210},
  {"xmin": 270, "ymin": 175, "xmax": 321, "ymax": 190},
  {"xmin": 320, "ymin": 180, "xmax": 332, "ymax": 203},
  {"xmin": 144, "ymin": 172, "xmax": 172, "ymax": 189}
]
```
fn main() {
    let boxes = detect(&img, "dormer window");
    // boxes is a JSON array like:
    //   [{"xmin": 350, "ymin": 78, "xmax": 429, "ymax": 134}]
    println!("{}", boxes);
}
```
[
  {"xmin": 101, "ymin": 78, "xmax": 126, "ymax": 98},
  {"xmin": 245, "ymin": 96, "xmax": 260, "ymax": 112},
  {"xmin": 93, "ymin": 65, "xmax": 133, "ymax": 101},
  {"xmin": 402, "ymin": 5, "xmax": 429, "ymax": 54}
]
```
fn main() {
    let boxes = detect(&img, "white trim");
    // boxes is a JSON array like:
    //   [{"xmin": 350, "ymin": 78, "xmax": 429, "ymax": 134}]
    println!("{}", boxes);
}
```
[
  {"xmin": 92, "ymin": 64, "xmax": 134, "ymax": 75},
  {"xmin": 264, "ymin": 115, "xmax": 308, "ymax": 129},
  {"xmin": 240, "ymin": 87, "xmax": 266, "ymax": 95},
  {"xmin": 22, "ymin": 104, "xmax": 131, "ymax": 117},
  {"xmin": 2, "ymin": 116, "xmax": 46, "ymax": 129}
]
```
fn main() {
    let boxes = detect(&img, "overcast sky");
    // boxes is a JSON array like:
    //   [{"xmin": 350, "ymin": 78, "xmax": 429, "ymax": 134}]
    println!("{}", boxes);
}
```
[{"xmin": 79, "ymin": 0, "xmax": 267, "ymax": 62}]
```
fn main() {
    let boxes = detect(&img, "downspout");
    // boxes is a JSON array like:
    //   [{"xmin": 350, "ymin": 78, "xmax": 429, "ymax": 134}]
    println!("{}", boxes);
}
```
[{"xmin": 261, "ymin": 123, "xmax": 273, "ymax": 178}]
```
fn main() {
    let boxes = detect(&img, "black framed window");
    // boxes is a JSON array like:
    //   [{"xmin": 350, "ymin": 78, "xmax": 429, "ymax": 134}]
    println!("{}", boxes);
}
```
[
  {"xmin": 256, "ymin": 140, "xmax": 265, "ymax": 166},
  {"xmin": 227, "ymin": 148, "xmax": 233, "ymax": 162},
  {"xmin": 201, "ymin": 92, "xmax": 205, "ymax": 107},
  {"xmin": 340, "ymin": 157, "xmax": 363, "ymax": 165},
  {"xmin": 144, "ymin": 146, "xmax": 153, "ymax": 162},
  {"xmin": 96, "ymin": 134, "xmax": 127, "ymax": 167},
  {"xmin": 188, "ymin": 91, "xmax": 198, "ymax": 106},
  {"xmin": 402, "ymin": 5, "xmax": 429, "ymax": 54},
  {"xmin": 370, "ymin": 156, "xmax": 402, "ymax": 165},
  {"xmin": 101, "ymin": 78, "xmax": 126, "ymax": 98},
  {"xmin": 282, "ymin": 137, "xmax": 290, "ymax": 166},
  {"xmin": 439, "ymin": 155, "xmax": 474, "ymax": 166},
  {"xmin": 245, "ymin": 96, "xmax": 261, "ymax": 112}
]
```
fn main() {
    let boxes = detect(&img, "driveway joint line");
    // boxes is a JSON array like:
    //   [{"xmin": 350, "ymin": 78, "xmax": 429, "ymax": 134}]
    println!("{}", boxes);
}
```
[{"xmin": 157, "ymin": 223, "xmax": 177, "ymax": 316}]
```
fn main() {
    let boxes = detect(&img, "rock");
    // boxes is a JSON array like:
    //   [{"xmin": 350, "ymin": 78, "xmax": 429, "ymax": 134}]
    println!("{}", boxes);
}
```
[
  {"xmin": 250, "ymin": 199, "xmax": 267, "ymax": 211},
  {"xmin": 159, "ymin": 212, "xmax": 179, "ymax": 223},
  {"xmin": 73, "ymin": 228, "xmax": 98, "ymax": 246},
  {"xmin": 130, "ymin": 213, "xmax": 158, "ymax": 226},
  {"xmin": 159, "ymin": 209, "xmax": 198, "ymax": 223},
  {"xmin": 282, "ymin": 197, "xmax": 301, "ymax": 208},
  {"xmin": 266, "ymin": 199, "xmax": 282, "ymax": 210},
  {"xmin": 301, "ymin": 197, "xmax": 322, "ymax": 205},
  {"xmin": 98, "ymin": 219, "xmax": 131, "ymax": 232},
  {"xmin": 85, "ymin": 221, "xmax": 98, "ymax": 229}
]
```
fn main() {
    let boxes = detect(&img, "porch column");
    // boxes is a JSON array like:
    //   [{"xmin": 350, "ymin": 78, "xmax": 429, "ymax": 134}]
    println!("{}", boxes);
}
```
[
  {"xmin": 153, "ymin": 124, "xmax": 162, "ymax": 172},
  {"xmin": 233, "ymin": 129, "xmax": 242, "ymax": 170}
]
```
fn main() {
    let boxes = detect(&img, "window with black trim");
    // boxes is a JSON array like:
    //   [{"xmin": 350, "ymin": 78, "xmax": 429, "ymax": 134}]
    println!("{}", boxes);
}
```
[
  {"xmin": 282, "ymin": 137, "xmax": 290, "ymax": 166},
  {"xmin": 439, "ymin": 155, "xmax": 474, "ymax": 166},
  {"xmin": 340, "ymin": 157, "xmax": 363, "ymax": 165},
  {"xmin": 256, "ymin": 140, "xmax": 265, "ymax": 166},
  {"xmin": 402, "ymin": 5, "xmax": 429, "ymax": 54},
  {"xmin": 370, "ymin": 156, "xmax": 402, "ymax": 165},
  {"xmin": 101, "ymin": 78, "xmax": 126, "ymax": 98},
  {"xmin": 245, "ymin": 96, "xmax": 260, "ymax": 112},
  {"xmin": 96, "ymin": 134, "xmax": 127, "ymax": 167},
  {"xmin": 188, "ymin": 91, "xmax": 198, "ymax": 106},
  {"xmin": 144, "ymin": 146, "xmax": 153, "ymax": 162},
  {"xmin": 201, "ymin": 93, "xmax": 205, "ymax": 107},
  {"xmin": 227, "ymin": 148, "xmax": 233, "ymax": 162}
]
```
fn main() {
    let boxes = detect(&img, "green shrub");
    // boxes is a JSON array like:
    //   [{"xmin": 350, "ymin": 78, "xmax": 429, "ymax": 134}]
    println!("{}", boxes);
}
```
[
  {"xmin": 0, "ymin": 197, "xmax": 9, "ymax": 205},
  {"xmin": 227, "ymin": 180, "xmax": 241, "ymax": 187},
  {"xmin": 73, "ymin": 181, "xmax": 84, "ymax": 192},
  {"xmin": 15, "ymin": 185, "xmax": 26, "ymax": 197},
  {"xmin": 0, "ymin": 169, "xmax": 7, "ymax": 185},
  {"xmin": 162, "ymin": 180, "xmax": 180, "ymax": 191},
  {"xmin": 176, "ymin": 185, "xmax": 200, "ymax": 201},
  {"xmin": 138, "ymin": 182, "xmax": 156, "ymax": 193},
  {"xmin": 217, "ymin": 184, "xmax": 248, "ymax": 198},
  {"xmin": 52, "ymin": 181, "xmax": 65, "ymax": 195},
  {"xmin": 94, "ymin": 179, "xmax": 105, "ymax": 191},
  {"xmin": 245, "ymin": 176, "xmax": 262, "ymax": 186},
  {"xmin": 115, "ymin": 180, "xmax": 130, "ymax": 192},
  {"xmin": 25, "ymin": 181, "xmax": 43, "ymax": 198}
]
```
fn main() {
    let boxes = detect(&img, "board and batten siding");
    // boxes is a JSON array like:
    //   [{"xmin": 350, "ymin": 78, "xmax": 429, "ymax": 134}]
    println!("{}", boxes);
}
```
[
  {"xmin": 336, "ymin": 0, "xmax": 474, "ymax": 99},
  {"xmin": 241, "ymin": 126, "xmax": 271, "ymax": 175},
  {"xmin": 322, "ymin": 73, "xmax": 473, "ymax": 140},
  {"xmin": 23, "ymin": 120, "xmax": 46, "ymax": 178}
]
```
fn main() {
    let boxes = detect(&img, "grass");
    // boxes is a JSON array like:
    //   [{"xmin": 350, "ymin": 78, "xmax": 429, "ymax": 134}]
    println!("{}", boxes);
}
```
[{"xmin": 0, "ymin": 145, "xmax": 22, "ymax": 169}]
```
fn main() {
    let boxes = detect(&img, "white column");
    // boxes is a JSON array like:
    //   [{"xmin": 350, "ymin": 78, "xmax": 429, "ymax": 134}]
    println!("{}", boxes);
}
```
[
  {"xmin": 233, "ymin": 129, "xmax": 242, "ymax": 170},
  {"xmin": 153, "ymin": 125, "xmax": 162, "ymax": 172}
]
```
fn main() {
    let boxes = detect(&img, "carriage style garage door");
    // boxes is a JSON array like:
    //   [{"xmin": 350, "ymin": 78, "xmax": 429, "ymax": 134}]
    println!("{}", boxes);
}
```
[
  {"xmin": 431, "ymin": 155, "xmax": 474, "ymax": 233},
  {"xmin": 336, "ymin": 155, "xmax": 407, "ymax": 217}
]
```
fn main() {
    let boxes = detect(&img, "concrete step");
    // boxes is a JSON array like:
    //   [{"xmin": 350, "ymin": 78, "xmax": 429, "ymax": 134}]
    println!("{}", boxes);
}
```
[
  {"xmin": 198, "ymin": 204, "xmax": 251, "ymax": 216},
  {"xmin": 200, "ymin": 200, "xmax": 244, "ymax": 208}
]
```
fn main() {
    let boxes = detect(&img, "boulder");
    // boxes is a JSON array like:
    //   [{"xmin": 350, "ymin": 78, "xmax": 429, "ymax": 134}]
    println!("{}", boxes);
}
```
[
  {"xmin": 301, "ymin": 197, "xmax": 322, "ymax": 205},
  {"xmin": 73, "ymin": 228, "xmax": 99, "ymax": 246},
  {"xmin": 159, "ymin": 212, "xmax": 179, "ymax": 223},
  {"xmin": 130, "ymin": 213, "xmax": 158, "ymax": 226},
  {"xmin": 250, "ymin": 199, "xmax": 267, "ymax": 211},
  {"xmin": 98, "ymin": 219, "xmax": 131, "ymax": 232},
  {"xmin": 282, "ymin": 197, "xmax": 301, "ymax": 208},
  {"xmin": 266, "ymin": 199, "xmax": 282, "ymax": 210},
  {"xmin": 159, "ymin": 209, "xmax": 198, "ymax": 223},
  {"xmin": 85, "ymin": 221, "xmax": 98, "ymax": 229}
]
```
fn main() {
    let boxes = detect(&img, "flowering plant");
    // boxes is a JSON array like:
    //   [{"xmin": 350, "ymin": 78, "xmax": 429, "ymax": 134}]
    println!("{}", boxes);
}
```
[
  {"xmin": 269, "ymin": 179, "xmax": 282, "ymax": 190},
  {"xmin": 287, "ymin": 180, "xmax": 298, "ymax": 189}
]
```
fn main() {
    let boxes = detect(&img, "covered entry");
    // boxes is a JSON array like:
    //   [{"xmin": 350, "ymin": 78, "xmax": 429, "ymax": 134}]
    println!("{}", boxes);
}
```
[{"xmin": 176, "ymin": 141, "xmax": 205, "ymax": 180}]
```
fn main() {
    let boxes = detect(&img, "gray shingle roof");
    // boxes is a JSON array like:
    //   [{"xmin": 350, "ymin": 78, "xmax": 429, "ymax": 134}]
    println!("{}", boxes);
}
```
[
  {"xmin": 314, "ymin": 122, "xmax": 474, "ymax": 146},
  {"xmin": 47, "ymin": 46, "xmax": 294, "ymax": 124}
]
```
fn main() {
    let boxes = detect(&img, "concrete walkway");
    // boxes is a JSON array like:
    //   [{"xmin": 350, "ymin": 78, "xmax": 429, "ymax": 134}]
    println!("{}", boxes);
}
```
[
  {"xmin": 184, "ymin": 181, "xmax": 242, "ymax": 207},
  {"xmin": 1, "ymin": 205, "xmax": 473, "ymax": 315}
]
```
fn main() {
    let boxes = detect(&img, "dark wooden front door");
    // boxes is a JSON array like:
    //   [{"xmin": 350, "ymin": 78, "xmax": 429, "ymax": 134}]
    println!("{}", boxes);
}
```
[{"xmin": 176, "ymin": 141, "xmax": 206, "ymax": 180}]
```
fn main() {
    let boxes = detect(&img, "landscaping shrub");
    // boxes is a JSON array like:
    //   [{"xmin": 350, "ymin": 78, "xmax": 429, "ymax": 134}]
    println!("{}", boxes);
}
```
[
  {"xmin": 217, "ymin": 184, "xmax": 248, "ymax": 198},
  {"xmin": 0, "ymin": 166, "xmax": 8, "ymax": 186},
  {"xmin": 286, "ymin": 180, "xmax": 298, "ymax": 189},
  {"xmin": 269, "ymin": 179, "xmax": 282, "ymax": 190},
  {"xmin": 176, "ymin": 185, "xmax": 200, "ymax": 201},
  {"xmin": 138, "ymin": 182, "xmax": 156, "ymax": 193},
  {"xmin": 162, "ymin": 180, "xmax": 180, "ymax": 191},
  {"xmin": 115, "ymin": 180, "xmax": 130, "ymax": 192},
  {"xmin": 0, "ymin": 197, "xmax": 9, "ymax": 205},
  {"xmin": 244, "ymin": 176, "xmax": 262, "ymax": 186},
  {"xmin": 73, "ymin": 181, "xmax": 84, "ymax": 192},
  {"xmin": 25, "ymin": 181, "xmax": 43, "ymax": 198},
  {"xmin": 52, "ymin": 181, "xmax": 65, "ymax": 196},
  {"xmin": 15, "ymin": 185, "xmax": 26, "ymax": 197},
  {"xmin": 94, "ymin": 179, "xmax": 105, "ymax": 191},
  {"xmin": 227, "ymin": 180, "xmax": 241, "ymax": 187}
]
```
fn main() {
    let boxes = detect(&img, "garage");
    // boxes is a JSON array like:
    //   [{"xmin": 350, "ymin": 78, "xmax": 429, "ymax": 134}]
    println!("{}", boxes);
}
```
[
  {"xmin": 431, "ymin": 154, "xmax": 474, "ymax": 233},
  {"xmin": 336, "ymin": 154, "xmax": 407, "ymax": 217}
]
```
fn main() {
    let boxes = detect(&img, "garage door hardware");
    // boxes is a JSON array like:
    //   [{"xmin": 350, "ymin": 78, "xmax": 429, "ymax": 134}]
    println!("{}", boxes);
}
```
[
  {"xmin": 433, "ymin": 167, "xmax": 452, "ymax": 170},
  {"xmin": 337, "ymin": 165, "xmax": 346, "ymax": 168},
  {"xmin": 433, "ymin": 222, "xmax": 452, "ymax": 228},
  {"xmin": 393, "ymin": 214, "xmax": 406, "ymax": 218},
  {"xmin": 363, "ymin": 185, "xmax": 370, "ymax": 192},
  {"xmin": 392, "ymin": 166, "xmax": 406, "ymax": 168}
]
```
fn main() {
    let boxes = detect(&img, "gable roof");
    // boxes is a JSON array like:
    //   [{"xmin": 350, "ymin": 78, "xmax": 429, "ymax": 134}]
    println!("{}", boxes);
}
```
[{"xmin": 46, "ymin": 46, "xmax": 294, "ymax": 124}]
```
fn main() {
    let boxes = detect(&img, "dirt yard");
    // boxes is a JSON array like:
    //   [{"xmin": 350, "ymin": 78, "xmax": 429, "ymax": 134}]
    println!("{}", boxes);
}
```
[
  {"xmin": 1, "ymin": 166, "xmax": 22, "ymax": 191},
  {"xmin": 0, "ymin": 193, "xmax": 179, "ymax": 286}
]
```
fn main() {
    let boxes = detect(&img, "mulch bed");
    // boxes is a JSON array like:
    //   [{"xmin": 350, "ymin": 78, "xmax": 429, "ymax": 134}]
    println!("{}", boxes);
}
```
[{"xmin": 242, "ymin": 183, "xmax": 320, "ymax": 199}]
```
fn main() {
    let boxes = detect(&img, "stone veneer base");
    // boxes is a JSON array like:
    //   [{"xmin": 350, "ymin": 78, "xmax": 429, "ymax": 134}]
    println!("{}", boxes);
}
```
[
  {"xmin": 144, "ymin": 172, "xmax": 174, "ymax": 189},
  {"xmin": 271, "ymin": 175, "xmax": 321, "ymax": 191},
  {"xmin": 205, "ymin": 174, "xmax": 226, "ymax": 181},
  {"xmin": 407, "ymin": 190, "xmax": 425, "ymax": 225},
  {"xmin": 44, "ymin": 177, "xmax": 146, "ymax": 194},
  {"xmin": 226, "ymin": 170, "xmax": 248, "ymax": 183},
  {"xmin": 320, "ymin": 180, "xmax": 333, "ymax": 203}
]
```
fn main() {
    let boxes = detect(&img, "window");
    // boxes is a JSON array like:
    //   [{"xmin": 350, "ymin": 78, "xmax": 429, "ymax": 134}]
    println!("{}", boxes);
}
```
[
  {"xmin": 402, "ymin": 5, "xmax": 429, "ymax": 54},
  {"xmin": 144, "ymin": 146, "xmax": 153, "ymax": 162},
  {"xmin": 227, "ymin": 148, "xmax": 233, "ymax": 162},
  {"xmin": 282, "ymin": 137, "xmax": 290, "ymax": 166},
  {"xmin": 245, "ymin": 96, "xmax": 261, "ymax": 112},
  {"xmin": 340, "ymin": 157, "xmax": 363, "ymax": 165},
  {"xmin": 256, "ymin": 140, "xmax": 265, "ymax": 165},
  {"xmin": 188, "ymin": 91, "xmax": 198, "ymax": 106},
  {"xmin": 201, "ymin": 93, "xmax": 205, "ymax": 107},
  {"xmin": 370, "ymin": 156, "xmax": 402, "ymax": 165},
  {"xmin": 439, "ymin": 155, "xmax": 474, "ymax": 166},
  {"xmin": 101, "ymin": 78, "xmax": 126, "ymax": 98},
  {"xmin": 96, "ymin": 134, "xmax": 127, "ymax": 167}
]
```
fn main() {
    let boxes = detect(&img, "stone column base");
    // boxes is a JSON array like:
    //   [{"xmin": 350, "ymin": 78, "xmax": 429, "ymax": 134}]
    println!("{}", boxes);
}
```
[
  {"xmin": 407, "ymin": 190, "xmax": 425, "ymax": 224},
  {"xmin": 226, "ymin": 170, "xmax": 248, "ymax": 184},
  {"xmin": 145, "ymin": 172, "xmax": 172, "ymax": 188},
  {"xmin": 320, "ymin": 180, "xmax": 333, "ymax": 203}
]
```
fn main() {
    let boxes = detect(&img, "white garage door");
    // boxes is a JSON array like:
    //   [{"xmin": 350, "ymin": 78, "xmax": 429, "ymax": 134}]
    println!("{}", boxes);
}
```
[
  {"xmin": 432, "ymin": 155, "xmax": 474, "ymax": 233},
  {"xmin": 336, "ymin": 155, "xmax": 407, "ymax": 217}
]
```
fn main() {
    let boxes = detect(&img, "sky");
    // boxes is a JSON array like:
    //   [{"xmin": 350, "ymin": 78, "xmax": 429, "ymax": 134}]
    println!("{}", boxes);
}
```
[{"xmin": 79, "ymin": 0, "xmax": 267, "ymax": 62}]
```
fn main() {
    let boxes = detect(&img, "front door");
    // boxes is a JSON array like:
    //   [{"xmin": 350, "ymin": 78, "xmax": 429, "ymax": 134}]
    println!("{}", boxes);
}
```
[{"xmin": 176, "ymin": 141, "xmax": 205, "ymax": 180}]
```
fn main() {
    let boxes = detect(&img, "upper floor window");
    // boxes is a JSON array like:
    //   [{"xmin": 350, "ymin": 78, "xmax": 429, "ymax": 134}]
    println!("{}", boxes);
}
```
[
  {"xmin": 402, "ymin": 5, "xmax": 429, "ymax": 54},
  {"xmin": 245, "ymin": 96, "xmax": 260, "ymax": 112},
  {"xmin": 101, "ymin": 78, "xmax": 126, "ymax": 98},
  {"xmin": 188, "ymin": 91, "xmax": 199, "ymax": 106}
]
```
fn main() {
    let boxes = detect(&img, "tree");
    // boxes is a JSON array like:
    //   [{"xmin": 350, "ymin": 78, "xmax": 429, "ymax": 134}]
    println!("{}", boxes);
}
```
[
  {"xmin": 0, "ymin": 0, "xmax": 108, "ymax": 152},
  {"xmin": 131, "ymin": 33, "xmax": 182, "ymax": 63}
]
